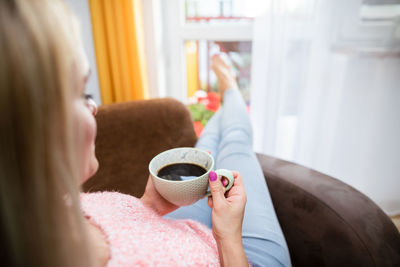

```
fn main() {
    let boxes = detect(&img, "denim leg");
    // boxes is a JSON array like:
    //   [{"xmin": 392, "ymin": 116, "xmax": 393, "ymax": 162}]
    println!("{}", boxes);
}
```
[
  {"xmin": 194, "ymin": 109, "xmax": 222, "ymax": 159},
  {"xmin": 215, "ymin": 89, "xmax": 291, "ymax": 267}
]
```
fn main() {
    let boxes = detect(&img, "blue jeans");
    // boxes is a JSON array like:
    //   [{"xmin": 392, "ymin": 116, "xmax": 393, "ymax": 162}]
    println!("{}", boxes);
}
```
[{"xmin": 165, "ymin": 89, "xmax": 291, "ymax": 267}]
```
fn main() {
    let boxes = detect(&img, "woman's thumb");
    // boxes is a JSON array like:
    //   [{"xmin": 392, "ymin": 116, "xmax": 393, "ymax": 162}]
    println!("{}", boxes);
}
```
[{"xmin": 209, "ymin": 171, "xmax": 225, "ymax": 205}]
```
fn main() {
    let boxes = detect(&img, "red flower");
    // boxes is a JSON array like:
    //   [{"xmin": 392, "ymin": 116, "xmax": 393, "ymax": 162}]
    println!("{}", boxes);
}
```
[
  {"xmin": 205, "ymin": 92, "xmax": 220, "ymax": 112},
  {"xmin": 193, "ymin": 121, "xmax": 204, "ymax": 137}
]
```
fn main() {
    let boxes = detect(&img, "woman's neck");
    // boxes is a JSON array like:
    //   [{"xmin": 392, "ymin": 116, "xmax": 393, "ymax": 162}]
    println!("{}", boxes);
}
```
[{"xmin": 85, "ymin": 217, "xmax": 110, "ymax": 267}]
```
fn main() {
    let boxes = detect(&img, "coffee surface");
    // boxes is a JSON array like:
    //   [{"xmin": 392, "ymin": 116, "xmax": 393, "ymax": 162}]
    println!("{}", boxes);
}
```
[{"xmin": 157, "ymin": 163, "xmax": 207, "ymax": 181}]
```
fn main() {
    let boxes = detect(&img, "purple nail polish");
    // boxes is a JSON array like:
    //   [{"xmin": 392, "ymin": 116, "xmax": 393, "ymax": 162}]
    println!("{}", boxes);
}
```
[
  {"xmin": 222, "ymin": 178, "xmax": 227, "ymax": 186},
  {"xmin": 209, "ymin": 171, "xmax": 217, "ymax": 181}
]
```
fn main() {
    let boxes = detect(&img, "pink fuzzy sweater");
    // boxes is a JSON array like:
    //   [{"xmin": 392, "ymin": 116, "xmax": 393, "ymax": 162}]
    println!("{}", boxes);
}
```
[{"xmin": 81, "ymin": 192, "xmax": 220, "ymax": 266}]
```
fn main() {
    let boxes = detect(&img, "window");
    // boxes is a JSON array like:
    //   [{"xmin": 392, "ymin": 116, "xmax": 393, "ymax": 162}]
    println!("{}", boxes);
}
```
[{"xmin": 161, "ymin": 0, "xmax": 255, "ymax": 134}]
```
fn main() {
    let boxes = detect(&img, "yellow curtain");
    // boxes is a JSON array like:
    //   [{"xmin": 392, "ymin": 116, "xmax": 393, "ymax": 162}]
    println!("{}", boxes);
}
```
[
  {"xmin": 185, "ymin": 41, "xmax": 199, "ymax": 98},
  {"xmin": 89, "ymin": 0, "xmax": 149, "ymax": 104}
]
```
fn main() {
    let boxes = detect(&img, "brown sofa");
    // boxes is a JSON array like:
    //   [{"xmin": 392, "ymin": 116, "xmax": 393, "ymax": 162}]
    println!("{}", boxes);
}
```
[{"xmin": 83, "ymin": 98, "xmax": 400, "ymax": 267}]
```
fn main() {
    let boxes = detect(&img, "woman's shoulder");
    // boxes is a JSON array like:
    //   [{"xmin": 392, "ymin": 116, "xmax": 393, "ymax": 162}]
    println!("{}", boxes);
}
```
[
  {"xmin": 80, "ymin": 191, "xmax": 152, "ymax": 218},
  {"xmin": 81, "ymin": 191, "xmax": 140, "ymax": 204}
]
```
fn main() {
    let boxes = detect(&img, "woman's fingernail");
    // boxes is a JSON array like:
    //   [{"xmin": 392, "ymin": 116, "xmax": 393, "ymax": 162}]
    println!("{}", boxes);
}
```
[
  {"xmin": 209, "ymin": 171, "xmax": 217, "ymax": 181},
  {"xmin": 222, "ymin": 178, "xmax": 227, "ymax": 186}
]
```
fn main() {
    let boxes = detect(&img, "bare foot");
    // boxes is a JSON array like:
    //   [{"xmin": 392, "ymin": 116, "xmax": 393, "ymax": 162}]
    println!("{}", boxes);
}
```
[{"xmin": 211, "ymin": 54, "xmax": 239, "ymax": 102}]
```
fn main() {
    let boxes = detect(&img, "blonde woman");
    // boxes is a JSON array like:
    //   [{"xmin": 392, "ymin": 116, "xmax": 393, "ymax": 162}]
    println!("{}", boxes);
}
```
[{"xmin": 0, "ymin": 0, "xmax": 290, "ymax": 266}]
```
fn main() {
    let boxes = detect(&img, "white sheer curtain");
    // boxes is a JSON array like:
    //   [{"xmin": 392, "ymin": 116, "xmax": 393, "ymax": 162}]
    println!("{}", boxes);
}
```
[{"xmin": 250, "ymin": 0, "xmax": 400, "ymax": 215}]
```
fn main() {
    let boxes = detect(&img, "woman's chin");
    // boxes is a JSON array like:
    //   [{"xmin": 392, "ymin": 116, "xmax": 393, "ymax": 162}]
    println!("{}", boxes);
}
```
[{"xmin": 81, "ymin": 157, "xmax": 99, "ymax": 184}]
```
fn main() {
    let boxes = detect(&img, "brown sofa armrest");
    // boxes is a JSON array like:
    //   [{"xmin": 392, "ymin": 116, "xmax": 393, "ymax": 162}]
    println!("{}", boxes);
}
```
[
  {"xmin": 257, "ymin": 153, "xmax": 400, "ymax": 267},
  {"xmin": 83, "ymin": 98, "xmax": 197, "ymax": 197}
]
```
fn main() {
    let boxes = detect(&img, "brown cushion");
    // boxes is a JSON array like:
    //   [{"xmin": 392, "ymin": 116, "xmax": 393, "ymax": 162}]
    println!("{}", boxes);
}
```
[{"xmin": 83, "ymin": 98, "xmax": 197, "ymax": 197}]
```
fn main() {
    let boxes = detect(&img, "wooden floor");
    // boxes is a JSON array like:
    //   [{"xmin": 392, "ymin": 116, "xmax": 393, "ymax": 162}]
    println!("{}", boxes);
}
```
[{"xmin": 391, "ymin": 215, "xmax": 400, "ymax": 232}]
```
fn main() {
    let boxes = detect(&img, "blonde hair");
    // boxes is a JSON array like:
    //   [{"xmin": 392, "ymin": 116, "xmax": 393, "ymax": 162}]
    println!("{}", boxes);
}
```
[{"xmin": 0, "ymin": 0, "xmax": 94, "ymax": 266}]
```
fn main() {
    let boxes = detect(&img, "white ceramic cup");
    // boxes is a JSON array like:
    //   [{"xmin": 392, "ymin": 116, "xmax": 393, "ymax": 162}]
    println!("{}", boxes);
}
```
[{"xmin": 149, "ymin": 147, "xmax": 234, "ymax": 206}]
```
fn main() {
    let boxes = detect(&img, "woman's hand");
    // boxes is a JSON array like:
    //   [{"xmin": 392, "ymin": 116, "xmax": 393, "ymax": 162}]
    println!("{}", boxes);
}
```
[
  {"xmin": 208, "ymin": 171, "xmax": 248, "ymax": 266},
  {"xmin": 208, "ymin": 171, "xmax": 246, "ymax": 241},
  {"xmin": 140, "ymin": 175, "xmax": 179, "ymax": 216}
]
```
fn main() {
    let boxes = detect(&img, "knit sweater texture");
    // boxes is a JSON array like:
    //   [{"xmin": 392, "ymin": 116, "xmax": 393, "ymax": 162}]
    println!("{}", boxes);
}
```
[{"xmin": 81, "ymin": 192, "xmax": 220, "ymax": 266}]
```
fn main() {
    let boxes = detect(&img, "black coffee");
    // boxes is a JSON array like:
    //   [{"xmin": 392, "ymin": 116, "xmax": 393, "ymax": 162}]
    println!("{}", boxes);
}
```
[{"xmin": 157, "ymin": 163, "xmax": 207, "ymax": 181}]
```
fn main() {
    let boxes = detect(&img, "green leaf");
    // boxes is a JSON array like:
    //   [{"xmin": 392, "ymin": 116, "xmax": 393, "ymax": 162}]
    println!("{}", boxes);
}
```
[{"xmin": 188, "ymin": 103, "xmax": 216, "ymax": 126}]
